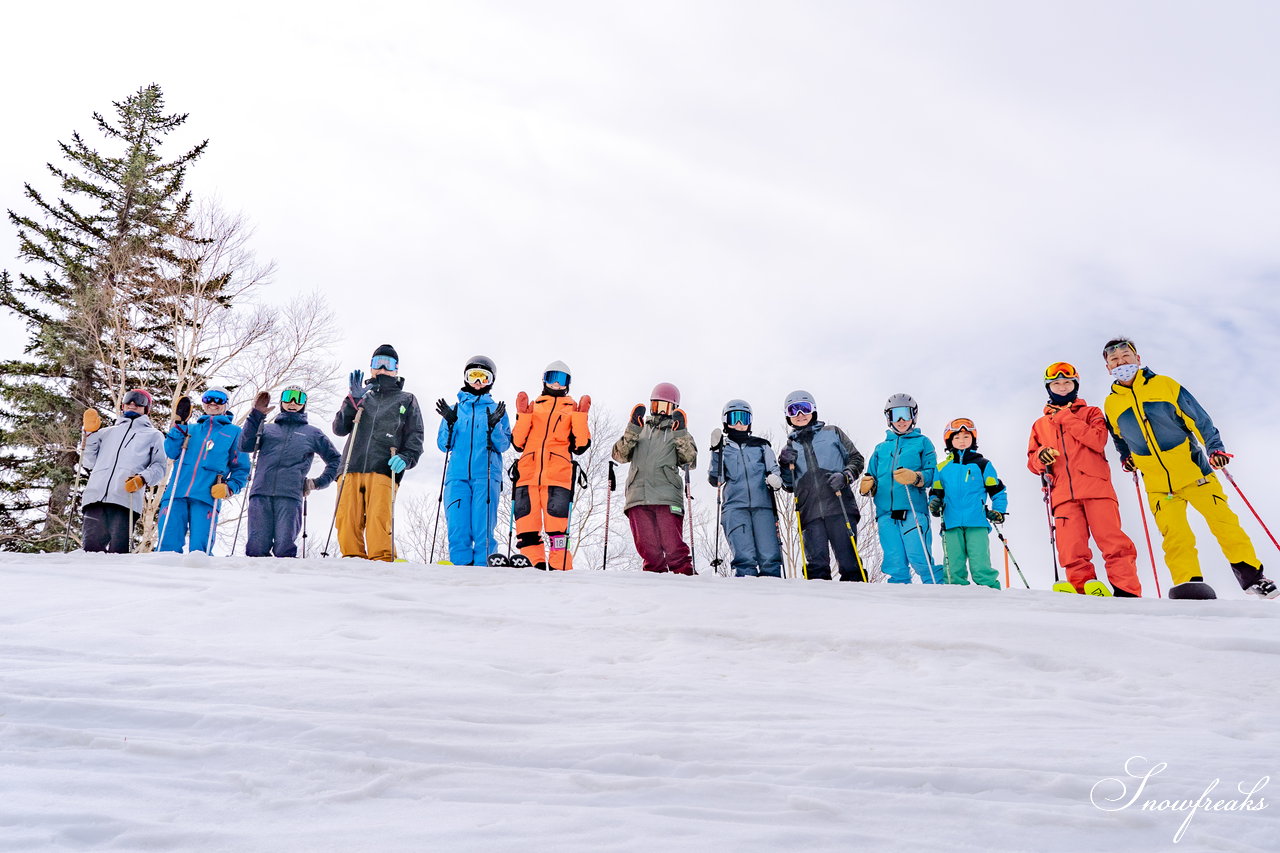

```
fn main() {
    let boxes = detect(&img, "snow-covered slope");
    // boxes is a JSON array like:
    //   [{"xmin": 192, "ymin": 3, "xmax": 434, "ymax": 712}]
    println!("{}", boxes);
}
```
[{"xmin": 2, "ymin": 552, "xmax": 1276, "ymax": 852}]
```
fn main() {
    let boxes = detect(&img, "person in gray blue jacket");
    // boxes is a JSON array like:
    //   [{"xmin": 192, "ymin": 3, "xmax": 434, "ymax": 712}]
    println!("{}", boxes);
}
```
[
  {"xmin": 778, "ymin": 391, "xmax": 866, "ymax": 581},
  {"xmin": 860, "ymin": 393, "xmax": 943, "ymax": 584},
  {"xmin": 79, "ymin": 388, "xmax": 168, "ymax": 553},
  {"xmin": 240, "ymin": 385, "xmax": 342, "ymax": 557},
  {"xmin": 708, "ymin": 400, "xmax": 785, "ymax": 578}
]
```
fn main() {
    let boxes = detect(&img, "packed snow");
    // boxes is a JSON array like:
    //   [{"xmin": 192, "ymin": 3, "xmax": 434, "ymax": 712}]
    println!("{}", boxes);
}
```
[{"xmin": 2, "ymin": 551, "xmax": 1277, "ymax": 852}]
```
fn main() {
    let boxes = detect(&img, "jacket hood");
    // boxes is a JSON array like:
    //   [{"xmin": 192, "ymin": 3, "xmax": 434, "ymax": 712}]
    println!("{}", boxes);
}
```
[
  {"xmin": 113, "ymin": 413, "xmax": 156, "ymax": 429},
  {"xmin": 1043, "ymin": 398, "xmax": 1090, "ymax": 417}
]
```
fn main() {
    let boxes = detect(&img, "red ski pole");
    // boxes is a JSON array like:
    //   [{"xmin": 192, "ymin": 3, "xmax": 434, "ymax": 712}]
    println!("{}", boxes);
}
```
[
  {"xmin": 1222, "ymin": 468, "xmax": 1280, "ymax": 552},
  {"xmin": 1131, "ymin": 472, "xmax": 1162, "ymax": 598}
]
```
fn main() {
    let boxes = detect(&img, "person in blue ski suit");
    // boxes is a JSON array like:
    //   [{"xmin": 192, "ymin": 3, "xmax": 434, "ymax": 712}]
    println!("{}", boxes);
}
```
[
  {"xmin": 158, "ymin": 387, "xmax": 251, "ymax": 553},
  {"xmin": 708, "ymin": 399, "xmax": 785, "ymax": 578},
  {"xmin": 860, "ymin": 393, "xmax": 943, "ymax": 584},
  {"xmin": 929, "ymin": 418, "xmax": 1008, "ymax": 589},
  {"xmin": 435, "ymin": 356, "xmax": 513, "ymax": 565},
  {"xmin": 240, "ymin": 385, "xmax": 342, "ymax": 558},
  {"xmin": 778, "ymin": 390, "xmax": 867, "ymax": 582}
]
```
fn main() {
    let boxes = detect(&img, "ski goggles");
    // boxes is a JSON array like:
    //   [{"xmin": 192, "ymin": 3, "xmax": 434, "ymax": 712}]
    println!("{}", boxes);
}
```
[
  {"xmin": 1103, "ymin": 340, "xmax": 1137, "ymax": 358},
  {"xmin": 543, "ymin": 370, "xmax": 570, "ymax": 387},
  {"xmin": 725, "ymin": 410, "xmax": 751, "ymax": 426},
  {"xmin": 280, "ymin": 388, "xmax": 308, "ymax": 406},
  {"xmin": 202, "ymin": 391, "xmax": 229, "ymax": 406},
  {"xmin": 650, "ymin": 400, "xmax": 675, "ymax": 414},
  {"xmin": 121, "ymin": 389, "xmax": 151, "ymax": 409},
  {"xmin": 944, "ymin": 417, "xmax": 976, "ymax": 437},
  {"xmin": 888, "ymin": 406, "xmax": 914, "ymax": 422},
  {"xmin": 465, "ymin": 367, "xmax": 494, "ymax": 386},
  {"xmin": 785, "ymin": 401, "xmax": 814, "ymax": 418},
  {"xmin": 1043, "ymin": 361, "xmax": 1079, "ymax": 382},
  {"xmin": 370, "ymin": 355, "xmax": 398, "ymax": 371}
]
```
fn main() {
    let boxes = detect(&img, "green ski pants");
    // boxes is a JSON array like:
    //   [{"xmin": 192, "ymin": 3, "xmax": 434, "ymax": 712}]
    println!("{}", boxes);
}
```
[{"xmin": 942, "ymin": 526, "xmax": 1000, "ymax": 589}]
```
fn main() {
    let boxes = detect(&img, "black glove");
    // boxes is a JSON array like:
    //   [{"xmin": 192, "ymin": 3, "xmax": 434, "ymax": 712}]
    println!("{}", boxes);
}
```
[
  {"xmin": 670, "ymin": 409, "xmax": 687, "ymax": 431},
  {"xmin": 348, "ymin": 369, "xmax": 366, "ymax": 400},
  {"xmin": 487, "ymin": 401, "xmax": 506, "ymax": 430},
  {"xmin": 174, "ymin": 396, "xmax": 192, "ymax": 423},
  {"xmin": 826, "ymin": 471, "xmax": 849, "ymax": 493},
  {"xmin": 778, "ymin": 447, "xmax": 798, "ymax": 468},
  {"xmin": 435, "ymin": 398, "xmax": 458, "ymax": 426},
  {"xmin": 928, "ymin": 495, "xmax": 943, "ymax": 517},
  {"xmin": 986, "ymin": 508, "xmax": 1005, "ymax": 524},
  {"xmin": 1210, "ymin": 451, "xmax": 1232, "ymax": 469},
  {"xmin": 629, "ymin": 404, "xmax": 646, "ymax": 428},
  {"xmin": 1121, "ymin": 456, "xmax": 1136, "ymax": 473}
]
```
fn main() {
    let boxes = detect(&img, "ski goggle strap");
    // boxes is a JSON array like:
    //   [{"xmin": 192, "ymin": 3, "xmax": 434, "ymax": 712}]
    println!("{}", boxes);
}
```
[
  {"xmin": 1044, "ymin": 361, "xmax": 1079, "ymax": 382},
  {"xmin": 371, "ymin": 355, "xmax": 398, "ymax": 371},
  {"xmin": 725, "ymin": 410, "xmax": 751, "ymax": 426},
  {"xmin": 202, "ymin": 391, "xmax": 229, "ymax": 405},
  {"xmin": 785, "ymin": 401, "xmax": 814, "ymax": 418},
  {"xmin": 280, "ymin": 388, "xmax": 308, "ymax": 406},
  {"xmin": 465, "ymin": 367, "xmax": 494, "ymax": 386},
  {"xmin": 888, "ymin": 406, "xmax": 914, "ymax": 422},
  {"xmin": 544, "ymin": 370, "xmax": 570, "ymax": 387}
]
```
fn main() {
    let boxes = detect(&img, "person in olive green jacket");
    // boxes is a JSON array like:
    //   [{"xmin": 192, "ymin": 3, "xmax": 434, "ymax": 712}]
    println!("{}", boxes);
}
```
[{"xmin": 612, "ymin": 382, "xmax": 698, "ymax": 574}]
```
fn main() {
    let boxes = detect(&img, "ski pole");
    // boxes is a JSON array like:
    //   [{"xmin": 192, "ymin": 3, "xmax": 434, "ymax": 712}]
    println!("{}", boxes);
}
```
[
  {"xmin": 905, "ymin": 498, "xmax": 938, "ymax": 584},
  {"xmin": 1131, "ymin": 472, "xmax": 1162, "ymax": 597},
  {"xmin": 992, "ymin": 522, "xmax": 1031, "ymax": 589},
  {"xmin": 302, "ymin": 494, "xmax": 309, "ymax": 557},
  {"xmin": 602, "ymin": 461, "xmax": 615, "ymax": 570},
  {"xmin": 1042, "ymin": 474, "xmax": 1073, "ymax": 593},
  {"xmin": 389, "ymin": 446, "xmax": 399, "ymax": 561},
  {"xmin": 62, "ymin": 424, "xmax": 92, "ymax": 552},
  {"xmin": 557, "ymin": 462, "xmax": 587, "ymax": 570},
  {"xmin": 834, "ymin": 486, "xmax": 868, "ymax": 582},
  {"xmin": 789, "ymin": 464, "xmax": 808, "ymax": 580},
  {"xmin": 206, "ymin": 475, "xmax": 225, "ymax": 554},
  {"xmin": 231, "ymin": 428, "xmax": 263, "ymax": 555},
  {"xmin": 711, "ymin": 480, "xmax": 725, "ymax": 576},
  {"xmin": 1222, "ymin": 468, "xmax": 1280, "ymax": 553},
  {"xmin": 684, "ymin": 466, "xmax": 696, "ymax": 574},
  {"xmin": 322, "ymin": 405, "xmax": 364, "ymax": 558},
  {"xmin": 429, "ymin": 427, "xmax": 452, "ymax": 563},
  {"xmin": 157, "ymin": 426, "xmax": 191, "ymax": 551}
]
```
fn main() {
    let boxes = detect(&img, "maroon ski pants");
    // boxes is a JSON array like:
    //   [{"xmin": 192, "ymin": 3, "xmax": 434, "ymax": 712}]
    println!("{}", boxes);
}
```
[{"xmin": 626, "ymin": 504, "xmax": 694, "ymax": 575}]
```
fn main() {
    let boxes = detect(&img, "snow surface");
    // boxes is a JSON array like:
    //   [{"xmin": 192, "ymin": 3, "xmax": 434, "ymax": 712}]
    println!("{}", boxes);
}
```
[{"xmin": 2, "ymin": 552, "xmax": 1277, "ymax": 852}]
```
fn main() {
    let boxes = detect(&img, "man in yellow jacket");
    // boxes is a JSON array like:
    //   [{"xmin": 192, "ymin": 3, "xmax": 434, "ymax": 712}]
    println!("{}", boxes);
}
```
[{"xmin": 1102, "ymin": 338, "xmax": 1276, "ymax": 600}]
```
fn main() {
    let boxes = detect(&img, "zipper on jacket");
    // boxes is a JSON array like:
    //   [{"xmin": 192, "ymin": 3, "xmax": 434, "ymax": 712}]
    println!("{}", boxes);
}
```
[
  {"xmin": 1056, "ymin": 423, "xmax": 1077, "ymax": 502},
  {"xmin": 1127, "ymin": 384, "xmax": 1174, "ymax": 493},
  {"xmin": 101, "ymin": 418, "xmax": 138, "ymax": 501}
]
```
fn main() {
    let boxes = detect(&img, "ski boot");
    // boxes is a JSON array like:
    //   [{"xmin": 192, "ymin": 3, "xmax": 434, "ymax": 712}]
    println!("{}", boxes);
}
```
[
  {"xmin": 1245, "ymin": 578, "xmax": 1279, "ymax": 599},
  {"xmin": 1168, "ymin": 577, "xmax": 1217, "ymax": 600}
]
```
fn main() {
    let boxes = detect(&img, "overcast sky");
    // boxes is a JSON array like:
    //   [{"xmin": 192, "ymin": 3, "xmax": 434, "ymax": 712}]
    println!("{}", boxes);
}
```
[{"xmin": 3, "ymin": 1, "xmax": 1277, "ymax": 583}]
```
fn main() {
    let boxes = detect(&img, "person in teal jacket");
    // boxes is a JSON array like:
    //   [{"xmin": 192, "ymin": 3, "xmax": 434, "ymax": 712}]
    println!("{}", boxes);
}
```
[
  {"xmin": 859, "ymin": 393, "xmax": 942, "ymax": 584},
  {"xmin": 158, "ymin": 387, "xmax": 251, "ymax": 553},
  {"xmin": 928, "ymin": 418, "xmax": 1008, "ymax": 589},
  {"xmin": 435, "ymin": 356, "xmax": 513, "ymax": 565}
]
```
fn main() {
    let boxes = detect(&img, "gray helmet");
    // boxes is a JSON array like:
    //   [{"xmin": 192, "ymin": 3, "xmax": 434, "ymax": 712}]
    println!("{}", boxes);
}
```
[
  {"xmin": 884, "ymin": 392, "xmax": 918, "ymax": 423},
  {"xmin": 722, "ymin": 399, "xmax": 752, "ymax": 418},
  {"xmin": 465, "ymin": 355, "xmax": 496, "ymax": 379}
]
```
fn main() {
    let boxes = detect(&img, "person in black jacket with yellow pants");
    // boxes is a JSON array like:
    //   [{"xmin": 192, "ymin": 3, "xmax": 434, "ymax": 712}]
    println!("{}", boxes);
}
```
[{"xmin": 332, "ymin": 345, "xmax": 425, "ymax": 561}]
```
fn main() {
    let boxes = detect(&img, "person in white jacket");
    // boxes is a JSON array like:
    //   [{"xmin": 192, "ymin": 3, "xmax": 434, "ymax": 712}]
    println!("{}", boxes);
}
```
[{"xmin": 80, "ymin": 388, "xmax": 169, "ymax": 553}]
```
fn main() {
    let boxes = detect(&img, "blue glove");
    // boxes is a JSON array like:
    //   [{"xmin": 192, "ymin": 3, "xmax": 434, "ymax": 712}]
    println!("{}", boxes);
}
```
[
  {"xmin": 928, "ymin": 495, "xmax": 943, "ymax": 518},
  {"xmin": 348, "ymin": 369, "xmax": 365, "ymax": 399},
  {"xmin": 388, "ymin": 454, "xmax": 407, "ymax": 474},
  {"xmin": 986, "ymin": 508, "xmax": 1005, "ymax": 524}
]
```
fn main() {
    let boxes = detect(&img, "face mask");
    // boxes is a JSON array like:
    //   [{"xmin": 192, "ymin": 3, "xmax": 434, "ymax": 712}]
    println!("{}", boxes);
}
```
[{"xmin": 1109, "ymin": 364, "xmax": 1141, "ymax": 383}]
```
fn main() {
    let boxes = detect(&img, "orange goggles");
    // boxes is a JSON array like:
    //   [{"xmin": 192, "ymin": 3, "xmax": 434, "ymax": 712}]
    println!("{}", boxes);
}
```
[
  {"xmin": 943, "ymin": 418, "xmax": 977, "ymax": 442},
  {"xmin": 1044, "ymin": 361, "xmax": 1079, "ymax": 382}
]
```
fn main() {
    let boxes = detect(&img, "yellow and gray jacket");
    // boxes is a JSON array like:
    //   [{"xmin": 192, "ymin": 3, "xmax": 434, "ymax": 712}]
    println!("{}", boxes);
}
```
[{"xmin": 1103, "ymin": 369, "xmax": 1224, "ymax": 494}]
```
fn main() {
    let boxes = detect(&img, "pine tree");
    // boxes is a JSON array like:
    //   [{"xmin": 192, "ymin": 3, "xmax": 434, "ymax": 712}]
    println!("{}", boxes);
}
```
[{"xmin": 0, "ymin": 84, "xmax": 208, "ymax": 551}]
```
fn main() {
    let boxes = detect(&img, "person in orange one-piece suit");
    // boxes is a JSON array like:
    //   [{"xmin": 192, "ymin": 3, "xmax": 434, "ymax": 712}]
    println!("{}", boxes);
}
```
[
  {"xmin": 510, "ymin": 360, "xmax": 591, "ymax": 570},
  {"xmin": 1027, "ymin": 361, "xmax": 1142, "ymax": 596}
]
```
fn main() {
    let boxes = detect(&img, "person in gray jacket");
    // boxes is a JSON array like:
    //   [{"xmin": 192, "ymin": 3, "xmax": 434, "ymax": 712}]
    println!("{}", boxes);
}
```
[
  {"xmin": 80, "ymin": 388, "xmax": 169, "ymax": 553},
  {"xmin": 708, "ymin": 400, "xmax": 785, "ymax": 577},
  {"xmin": 612, "ymin": 382, "xmax": 698, "ymax": 575},
  {"xmin": 779, "ymin": 390, "xmax": 867, "ymax": 581}
]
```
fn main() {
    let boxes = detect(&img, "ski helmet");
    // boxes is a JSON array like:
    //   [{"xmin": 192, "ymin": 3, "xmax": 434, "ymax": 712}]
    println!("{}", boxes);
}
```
[
  {"xmin": 722, "ymin": 399, "xmax": 752, "ymax": 427},
  {"xmin": 943, "ymin": 417, "xmax": 977, "ymax": 449},
  {"xmin": 280, "ymin": 384, "xmax": 308, "ymax": 409},
  {"xmin": 122, "ymin": 388, "xmax": 152, "ymax": 412},
  {"xmin": 650, "ymin": 382, "xmax": 680, "ymax": 405},
  {"xmin": 884, "ymin": 393, "xmax": 918, "ymax": 424},
  {"xmin": 543, "ymin": 360, "xmax": 571, "ymax": 389},
  {"xmin": 465, "ymin": 355, "xmax": 496, "ymax": 387}
]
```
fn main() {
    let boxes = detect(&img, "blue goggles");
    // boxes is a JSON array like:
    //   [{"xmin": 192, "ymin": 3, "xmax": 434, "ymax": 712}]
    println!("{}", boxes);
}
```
[
  {"xmin": 785, "ymin": 401, "xmax": 814, "ymax": 418},
  {"xmin": 725, "ymin": 410, "xmax": 751, "ymax": 426},
  {"xmin": 370, "ymin": 355, "xmax": 398, "ymax": 371},
  {"xmin": 888, "ymin": 406, "xmax": 914, "ymax": 422},
  {"xmin": 544, "ymin": 370, "xmax": 570, "ymax": 387},
  {"xmin": 202, "ymin": 391, "xmax": 229, "ymax": 405}
]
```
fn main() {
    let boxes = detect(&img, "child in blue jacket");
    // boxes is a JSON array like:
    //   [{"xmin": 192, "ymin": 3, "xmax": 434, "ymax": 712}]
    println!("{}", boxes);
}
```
[
  {"xmin": 708, "ymin": 399, "xmax": 784, "ymax": 577},
  {"xmin": 158, "ymin": 388, "xmax": 251, "ymax": 553},
  {"xmin": 435, "ymin": 356, "xmax": 513, "ymax": 565},
  {"xmin": 928, "ymin": 418, "xmax": 1007, "ymax": 589},
  {"xmin": 859, "ymin": 393, "xmax": 943, "ymax": 584}
]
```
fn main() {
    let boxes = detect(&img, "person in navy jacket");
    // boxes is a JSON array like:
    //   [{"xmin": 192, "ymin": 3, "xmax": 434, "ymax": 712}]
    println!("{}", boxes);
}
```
[
  {"xmin": 240, "ymin": 385, "xmax": 342, "ymax": 557},
  {"xmin": 158, "ymin": 387, "xmax": 251, "ymax": 553}
]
